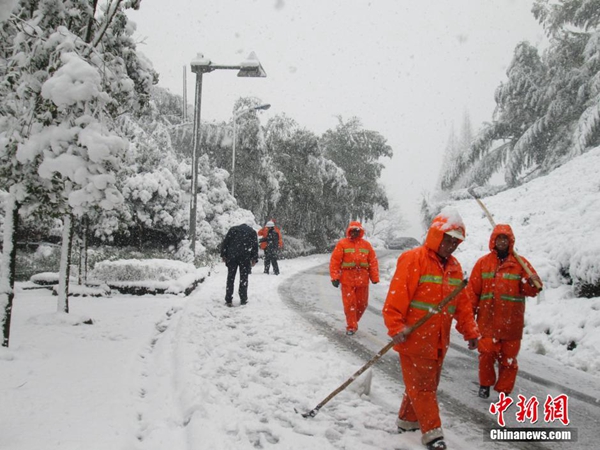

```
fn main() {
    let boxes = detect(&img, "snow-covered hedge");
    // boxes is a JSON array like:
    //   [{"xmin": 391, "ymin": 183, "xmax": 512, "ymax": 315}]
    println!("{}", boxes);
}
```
[
  {"xmin": 30, "ymin": 272, "xmax": 77, "ymax": 285},
  {"xmin": 89, "ymin": 258, "xmax": 209, "ymax": 296},
  {"xmin": 90, "ymin": 258, "xmax": 195, "ymax": 282},
  {"xmin": 279, "ymin": 235, "xmax": 316, "ymax": 259}
]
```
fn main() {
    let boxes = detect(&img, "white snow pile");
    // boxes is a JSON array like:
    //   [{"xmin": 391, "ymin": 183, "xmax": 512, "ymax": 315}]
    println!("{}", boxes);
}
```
[
  {"xmin": 89, "ymin": 258, "xmax": 209, "ymax": 295},
  {"xmin": 30, "ymin": 272, "xmax": 77, "ymax": 286},
  {"xmin": 91, "ymin": 258, "xmax": 195, "ymax": 282}
]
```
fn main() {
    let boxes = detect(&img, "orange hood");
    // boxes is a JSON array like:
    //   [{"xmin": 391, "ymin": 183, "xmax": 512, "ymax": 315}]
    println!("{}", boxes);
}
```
[
  {"xmin": 346, "ymin": 221, "xmax": 365, "ymax": 239},
  {"xmin": 489, "ymin": 224, "xmax": 515, "ymax": 252},
  {"xmin": 424, "ymin": 209, "xmax": 466, "ymax": 253}
]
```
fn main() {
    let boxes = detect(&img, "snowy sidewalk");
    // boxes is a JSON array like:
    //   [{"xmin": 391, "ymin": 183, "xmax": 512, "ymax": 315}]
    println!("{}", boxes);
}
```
[
  {"xmin": 135, "ymin": 255, "xmax": 484, "ymax": 450},
  {"xmin": 0, "ymin": 286, "xmax": 187, "ymax": 450},
  {"xmin": 2, "ymin": 255, "xmax": 499, "ymax": 450}
]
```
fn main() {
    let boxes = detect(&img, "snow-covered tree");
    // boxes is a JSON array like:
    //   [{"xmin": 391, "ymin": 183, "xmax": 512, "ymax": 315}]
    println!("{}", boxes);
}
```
[
  {"xmin": 114, "ymin": 91, "xmax": 254, "ymax": 260},
  {"xmin": 453, "ymin": 41, "xmax": 547, "ymax": 188},
  {"xmin": 437, "ymin": 111, "xmax": 474, "ymax": 190},
  {"xmin": 265, "ymin": 115, "xmax": 348, "ymax": 249},
  {"xmin": 450, "ymin": 1, "xmax": 600, "ymax": 189},
  {"xmin": 227, "ymin": 97, "xmax": 280, "ymax": 221},
  {"xmin": 362, "ymin": 203, "xmax": 409, "ymax": 243},
  {"xmin": 320, "ymin": 116, "xmax": 392, "ymax": 222},
  {"xmin": 1, "ymin": 0, "xmax": 155, "ymax": 343}
]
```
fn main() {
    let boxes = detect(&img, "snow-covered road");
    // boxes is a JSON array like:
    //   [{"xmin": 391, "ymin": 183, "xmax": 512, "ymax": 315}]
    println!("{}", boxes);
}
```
[
  {"xmin": 280, "ymin": 254, "xmax": 600, "ymax": 450},
  {"xmin": 2, "ymin": 253, "xmax": 598, "ymax": 450}
]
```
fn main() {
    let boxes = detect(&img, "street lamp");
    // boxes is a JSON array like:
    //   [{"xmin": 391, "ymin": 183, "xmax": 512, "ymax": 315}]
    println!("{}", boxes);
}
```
[
  {"xmin": 188, "ymin": 52, "xmax": 267, "ymax": 255},
  {"xmin": 231, "ymin": 103, "xmax": 271, "ymax": 198}
]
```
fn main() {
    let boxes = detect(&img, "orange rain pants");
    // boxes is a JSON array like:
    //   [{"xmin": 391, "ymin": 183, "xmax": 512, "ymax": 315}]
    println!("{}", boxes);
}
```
[
  {"xmin": 478, "ymin": 337, "xmax": 521, "ymax": 394},
  {"xmin": 341, "ymin": 283, "xmax": 369, "ymax": 332},
  {"xmin": 398, "ymin": 353, "xmax": 444, "ymax": 435}
]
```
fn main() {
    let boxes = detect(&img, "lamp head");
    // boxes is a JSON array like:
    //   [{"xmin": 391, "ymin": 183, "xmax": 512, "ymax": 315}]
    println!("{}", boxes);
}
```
[{"xmin": 237, "ymin": 52, "xmax": 267, "ymax": 77}]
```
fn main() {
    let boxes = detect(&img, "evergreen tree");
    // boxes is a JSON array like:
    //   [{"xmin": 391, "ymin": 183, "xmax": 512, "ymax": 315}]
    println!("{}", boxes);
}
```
[
  {"xmin": 437, "ymin": 111, "xmax": 474, "ymax": 190},
  {"xmin": 111, "ymin": 92, "xmax": 251, "ymax": 260},
  {"xmin": 438, "ymin": 125, "xmax": 459, "ymax": 190},
  {"xmin": 452, "ymin": 1, "xmax": 600, "ymax": 189},
  {"xmin": 264, "ymin": 114, "xmax": 348, "ymax": 249},
  {"xmin": 229, "ymin": 97, "xmax": 279, "ymax": 221},
  {"xmin": 320, "ymin": 117, "xmax": 392, "ymax": 221}
]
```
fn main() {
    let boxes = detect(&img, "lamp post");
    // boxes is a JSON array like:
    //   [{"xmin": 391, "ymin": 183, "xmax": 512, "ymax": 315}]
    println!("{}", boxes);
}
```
[
  {"xmin": 188, "ymin": 52, "xmax": 267, "ymax": 255},
  {"xmin": 231, "ymin": 103, "xmax": 271, "ymax": 198}
]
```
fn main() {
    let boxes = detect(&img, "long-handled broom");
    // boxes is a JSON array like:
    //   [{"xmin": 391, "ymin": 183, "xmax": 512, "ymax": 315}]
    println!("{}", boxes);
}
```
[{"xmin": 299, "ymin": 279, "xmax": 468, "ymax": 418}]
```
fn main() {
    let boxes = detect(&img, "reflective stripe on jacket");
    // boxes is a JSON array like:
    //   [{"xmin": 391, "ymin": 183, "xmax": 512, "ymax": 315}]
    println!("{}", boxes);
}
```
[
  {"xmin": 330, "ymin": 221, "xmax": 379, "ymax": 287},
  {"xmin": 468, "ymin": 224, "xmax": 541, "ymax": 341},
  {"xmin": 382, "ymin": 214, "xmax": 479, "ymax": 359}
]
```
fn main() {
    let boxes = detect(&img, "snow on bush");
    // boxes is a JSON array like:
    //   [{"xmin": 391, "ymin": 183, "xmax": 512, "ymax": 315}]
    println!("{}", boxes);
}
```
[
  {"xmin": 279, "ymin": 235, "xmax": 315, "ymax": 259},
  {"xmin": 524, "ymin": 291, "xmax": 600, "ymax": 374},
  {"xmin": 569, "ymin": 244, "xmax": 600, "ymax": 285},
  {"xmin": 30, "ymin": 272, "xmax": 78, "ymax": 285},
  {"xmin": 40, "ymin": 51, "xmax": 104, "ymax": 106},
  {"xmin": 90, "ymin": 259, "xmax": 196, "ymax": 282}
]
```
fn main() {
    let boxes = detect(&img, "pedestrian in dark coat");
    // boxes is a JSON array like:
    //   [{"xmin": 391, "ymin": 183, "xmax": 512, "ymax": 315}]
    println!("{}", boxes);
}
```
[{"xmin": 220, "ymin": 223, "xmax": 259, "ymax": 306}]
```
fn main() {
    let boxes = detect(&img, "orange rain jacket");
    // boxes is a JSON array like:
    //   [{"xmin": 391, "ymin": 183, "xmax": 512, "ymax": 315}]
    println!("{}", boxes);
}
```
[
  {"xmin": 258, "ymin": 224, "xmax": 283, "ymax": 251},
  {"xmin": 329, "ymin": 221, "xmax": 379, "ymax": 287},
  {"xmin": 468, "ymin": 224, "xmax": 542, "ymax": 341},
  {"xmin": 383, "ymin": 214, "xmax": 479, "ymax": 359}
]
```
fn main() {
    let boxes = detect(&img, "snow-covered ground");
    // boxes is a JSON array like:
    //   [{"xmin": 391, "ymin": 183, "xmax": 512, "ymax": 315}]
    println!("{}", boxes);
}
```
[
  {"xmin": 2, "ymin": 256, "xmax": 417, "ymax": 450},
  {"xmin": 2, "ymin": 147, "xmax": 600, "ymax": 449}
]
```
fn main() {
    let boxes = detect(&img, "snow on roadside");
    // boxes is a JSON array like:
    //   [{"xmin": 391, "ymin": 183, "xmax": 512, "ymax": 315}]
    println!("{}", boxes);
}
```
[{"xmin": 0, "ymin": 287, "xmax": 187, "ymax": 450}]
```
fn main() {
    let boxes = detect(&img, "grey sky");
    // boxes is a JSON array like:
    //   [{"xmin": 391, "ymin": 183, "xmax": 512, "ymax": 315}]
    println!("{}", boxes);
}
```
[{"xmin": 127, "ymin": 0, "xmax": 546, "ymax": 238}]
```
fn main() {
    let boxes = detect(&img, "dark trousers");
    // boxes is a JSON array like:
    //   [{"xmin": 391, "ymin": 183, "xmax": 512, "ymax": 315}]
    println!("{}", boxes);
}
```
[
  {"xmin": 225, "ymin": 260, "xmax": 251, "ymax": 303},
  {"xmin": 264, "ymin": 250, "xmax": 279, "ymax": 275}
]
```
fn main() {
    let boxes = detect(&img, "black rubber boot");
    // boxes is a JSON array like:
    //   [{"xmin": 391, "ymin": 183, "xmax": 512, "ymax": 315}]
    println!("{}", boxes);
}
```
[
  {"xmin": 478, "ymin": 385, "xmax": 490, "ymax": 398},
  {"xmin": 426, "ymin": 437, "xmax": 447, "ymax": 450}
]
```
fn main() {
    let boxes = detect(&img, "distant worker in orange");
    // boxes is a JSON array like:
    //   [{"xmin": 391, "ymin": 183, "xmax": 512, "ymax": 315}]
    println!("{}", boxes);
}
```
[
  {"xmin": 468, "ymin": 224, "xmax": 542, "ymax": 399},
  {"xmin": 383, "ymin": 209, "xmax": 479, "ymax": 450},
  {"xmin": 258, "ymin": 220, "xmax": 283, "ymax": 275},
  {"xmin": 330, "ymin": 221, "xmax": 379, "ymax": 335}
]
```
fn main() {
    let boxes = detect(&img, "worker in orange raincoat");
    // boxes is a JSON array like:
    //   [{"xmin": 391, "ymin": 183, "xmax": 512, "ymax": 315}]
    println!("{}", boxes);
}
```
[
  {"xmin": 330, "ymin": 221, "xmax": 379, "ymax": 335},
  {"xmin": 257, "ymin": 220, "xmax": 283, "ymax": 274},
  {"xmin": 467, "ymin": 224, "xmax": 542, "ymax": 399},
  {"xmin": 383, "ymin": 208, "xmax": 479, "ymax": 450}
]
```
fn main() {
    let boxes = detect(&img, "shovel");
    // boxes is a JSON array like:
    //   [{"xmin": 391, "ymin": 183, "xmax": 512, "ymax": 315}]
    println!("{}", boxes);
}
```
[
  {"xmin": 299, "ymin": 279, "xmax": 468, "ymax": 418},
  {"xmin": 467, "ymin": 186, "xmax": 543, "ymax": 290}
]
